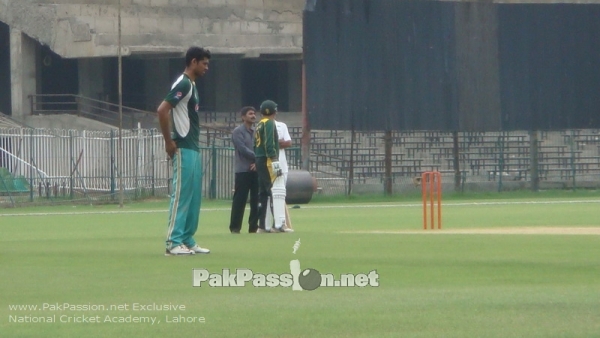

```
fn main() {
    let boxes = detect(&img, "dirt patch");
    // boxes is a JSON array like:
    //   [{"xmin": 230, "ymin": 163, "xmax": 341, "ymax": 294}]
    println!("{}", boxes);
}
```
[{"xmin": 343, "ymin": 227, "xmax": 600, "ymax": 235}]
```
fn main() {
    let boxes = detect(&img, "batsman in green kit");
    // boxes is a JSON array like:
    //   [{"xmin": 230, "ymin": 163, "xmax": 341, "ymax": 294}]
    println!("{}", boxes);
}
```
[
  {"xmin": 157, "ymin": 46, "xmax": 211, "ymax": 256},
  {"xmin": 254, "ymin": 100, "xmax": 282, "ymax": 233}
]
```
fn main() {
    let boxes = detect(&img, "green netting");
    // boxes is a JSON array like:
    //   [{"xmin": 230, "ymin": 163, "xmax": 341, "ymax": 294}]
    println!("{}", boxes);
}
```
[
  {"xmin": 0, "ymin": 168, "xmax": 29, "ymax": 192},
  {"xmin": 13, "ymin": 176, "xmax": 30, "ymax": 192}
]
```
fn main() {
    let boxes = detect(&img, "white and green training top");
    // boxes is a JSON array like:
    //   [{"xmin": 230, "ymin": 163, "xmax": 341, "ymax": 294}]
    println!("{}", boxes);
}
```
[{"xmin": 164, "ymin": 73, "xmax": 201, "ymax": 151}]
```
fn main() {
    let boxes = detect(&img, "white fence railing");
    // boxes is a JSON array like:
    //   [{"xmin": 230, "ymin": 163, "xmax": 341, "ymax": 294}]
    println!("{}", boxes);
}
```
[{"xmin": 0, "ymin": 128, "xmax": 237, "ymax": 203}]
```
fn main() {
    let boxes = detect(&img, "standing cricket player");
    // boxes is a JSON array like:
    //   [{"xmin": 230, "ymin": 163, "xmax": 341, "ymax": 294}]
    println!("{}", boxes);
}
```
[
  {"xmin": 269, "ymin": 118, "xmax": 294, "ymax": 232},
  {"xmin": 157, "ymin": 46, "xmax": 211, "ymax": 255},
  {"xmin": 254, "ymin": 100, "xmax": 282, "ymax": 233}
]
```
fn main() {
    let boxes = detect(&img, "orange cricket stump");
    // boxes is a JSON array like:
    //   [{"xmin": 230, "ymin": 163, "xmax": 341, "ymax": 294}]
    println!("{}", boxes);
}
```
[{"xmin": 421, "ymin": 171, "xmax": 442, "ymax": 230}]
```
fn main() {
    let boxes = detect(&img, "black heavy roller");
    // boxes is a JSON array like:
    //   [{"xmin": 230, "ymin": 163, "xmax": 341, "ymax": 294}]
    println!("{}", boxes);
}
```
[{"xmin": 285, "ymin": 170, "xmax": 316, "ymax": 204}]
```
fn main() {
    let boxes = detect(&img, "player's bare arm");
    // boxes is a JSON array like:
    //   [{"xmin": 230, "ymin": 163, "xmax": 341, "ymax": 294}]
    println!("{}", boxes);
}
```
[
  {"xmin": 157, "ymin": 101, "xmax": 177, "ymax": 159},
  {"xmin": 279, "ymin": 139, "xmax": 292, "ymax": 149}
]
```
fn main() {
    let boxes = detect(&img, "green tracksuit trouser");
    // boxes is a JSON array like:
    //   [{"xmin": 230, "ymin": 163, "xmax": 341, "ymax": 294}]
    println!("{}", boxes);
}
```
[{"xmin": 166, "ymin": 148, "xmax": 202, "ymax": 250}]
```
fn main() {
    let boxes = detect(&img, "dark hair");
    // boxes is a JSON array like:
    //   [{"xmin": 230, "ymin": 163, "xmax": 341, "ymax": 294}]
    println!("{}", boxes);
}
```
[
  {"xmin": 185, "ymin": 46, "xmax": 211, "ymax": 66},
  {"xmin": 240, "ymin": 106, "xmax": 256, "ymax": 116}
]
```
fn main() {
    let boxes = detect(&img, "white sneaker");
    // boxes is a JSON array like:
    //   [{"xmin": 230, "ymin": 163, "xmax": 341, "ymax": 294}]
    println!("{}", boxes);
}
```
[
  {"xmin": 257, "ymin": 228, "xmax": 271, "ymax": 234},
  {"xmin": 282, "ymin": 227, "xmax": 294, "ymax": 233},
  {"xmin": 165, "ymin": 245, "xmax": 195, "ymax": 256},
  {"xmin": 187, "ymin": 244, "xmax": 210, "ymax": 254}
]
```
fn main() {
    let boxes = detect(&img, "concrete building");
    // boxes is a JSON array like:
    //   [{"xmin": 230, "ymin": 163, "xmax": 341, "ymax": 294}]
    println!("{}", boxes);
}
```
[{"xmin": 0, "ymin": 0, "xmax": 304, "ymax": 127}]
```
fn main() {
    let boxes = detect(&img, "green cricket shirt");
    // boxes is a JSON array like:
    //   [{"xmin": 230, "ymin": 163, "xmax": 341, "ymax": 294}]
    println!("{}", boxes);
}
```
[
  {"xmin": 164, "ymin": 73, "xmax": 201, "ymax": 151},
  {"xmin": 254, "ymin": 117, "xmax": 279, "ymax": 159}
]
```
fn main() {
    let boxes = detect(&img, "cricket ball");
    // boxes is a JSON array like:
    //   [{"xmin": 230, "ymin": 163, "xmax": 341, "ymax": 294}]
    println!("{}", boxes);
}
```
[{"xmin": 298, "ymin": 268, "xmax": 321, "ymax": 291}]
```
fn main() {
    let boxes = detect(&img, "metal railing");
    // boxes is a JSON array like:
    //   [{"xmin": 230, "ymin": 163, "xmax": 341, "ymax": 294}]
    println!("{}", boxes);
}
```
[
  {"xmin": 0, "ymin": 127, "xmax": 238, "ymax": 206},
  {"xmin": 28, "ymin": 94, "xmax": 247, "ymax": 130},
  {"xmin": 29, "ymin": 94, "xmax": 156, "ymax": 129},
  {"xmin": 0, "ymin": 112, "xmax": 29, "ymax": 129},
  {"xmin": 2, "ymin": 118, "xmax": 599, "ymax": 207}
]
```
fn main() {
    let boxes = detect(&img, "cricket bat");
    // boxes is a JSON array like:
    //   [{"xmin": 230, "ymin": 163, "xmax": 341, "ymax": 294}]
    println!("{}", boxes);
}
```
[{"xmin": 285, "ymin": 203, "xmax": 293, "ymax": 229}]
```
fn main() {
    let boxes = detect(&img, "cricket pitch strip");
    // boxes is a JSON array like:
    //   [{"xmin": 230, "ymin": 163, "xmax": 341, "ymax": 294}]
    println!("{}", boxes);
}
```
[{"xmin": 342, "ymin": 227, "xmax": 600, "ymax": 235}]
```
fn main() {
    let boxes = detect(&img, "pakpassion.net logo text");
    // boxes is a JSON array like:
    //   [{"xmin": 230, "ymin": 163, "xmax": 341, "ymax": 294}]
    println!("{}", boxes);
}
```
[{"xmin": 192, "ymin": 260, "xmax": 379, "ymax": 291}]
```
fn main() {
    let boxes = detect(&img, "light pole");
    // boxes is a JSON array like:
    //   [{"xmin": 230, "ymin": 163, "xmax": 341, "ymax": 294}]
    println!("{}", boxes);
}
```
[{"xmin": 118, "ymin": 0, "xmax": 124, "ymax": 207}]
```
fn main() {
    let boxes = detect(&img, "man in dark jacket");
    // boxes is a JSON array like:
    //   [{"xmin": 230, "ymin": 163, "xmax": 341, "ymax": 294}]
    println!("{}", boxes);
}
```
[{"xmin": 228, "ymin": 106, "xmax": 259, "ymax": 234}]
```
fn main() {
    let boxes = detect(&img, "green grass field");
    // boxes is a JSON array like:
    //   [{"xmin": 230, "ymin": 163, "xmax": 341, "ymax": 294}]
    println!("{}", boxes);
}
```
[{"xmin": 2, "ymin": 191, "xmax": 600, "ymax": 337}]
